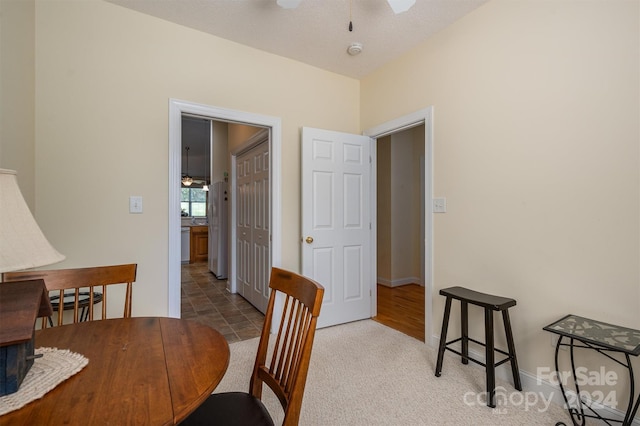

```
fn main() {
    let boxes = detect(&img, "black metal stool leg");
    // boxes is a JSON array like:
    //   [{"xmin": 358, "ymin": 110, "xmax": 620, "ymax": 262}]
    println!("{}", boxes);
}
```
[
  {"xmin": 461, "ymin": 301, "xmax": 469, "ymax": 365},
  {"xmin": 502, "ymin": 309, "xmax": 522, "ymax": 391},
  {"xmin": 435, "ymin": 296, "xmax": 452, "ymax": 377},
  {"xmin": 485, "ymin": 308, "xmax": 496, "ymax": 408}
]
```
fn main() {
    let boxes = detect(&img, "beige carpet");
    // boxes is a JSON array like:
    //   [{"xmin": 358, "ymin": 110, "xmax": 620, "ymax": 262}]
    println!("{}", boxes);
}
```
[{"xmin": 214, "ymin": 319, "xmax": 571, "ymax": 425}]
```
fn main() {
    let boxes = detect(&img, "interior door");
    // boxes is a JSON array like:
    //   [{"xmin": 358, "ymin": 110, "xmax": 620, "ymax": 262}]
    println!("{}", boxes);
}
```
[
  {"xmin": 301, "ymin": 127, "xmax": 372, "ymax": 328},
  {"xmin": 237, "ymin": 152, "xmax": 251, "ymax": 301},
  {"xmin": 235, "ymin": 141, "xmax": 270, "ymax": 313}
]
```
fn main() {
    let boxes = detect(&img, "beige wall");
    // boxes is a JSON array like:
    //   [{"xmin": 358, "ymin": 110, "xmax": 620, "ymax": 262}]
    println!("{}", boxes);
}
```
[
  {"xmin": 362, "ymin": 0, "xmax": 639, "ymax": 391},
  {"xmin": 377, "ymin": 127, "xmax": 424, "ymax": 286},
  {"xmin": 15, "ymin": 0, "xmax": 359, "ymax": 316},
  {"xmin": 227, "ymin": 123, "xmax": 263, "ymax": 154},
  {"xmin": 2, "ymin": 0, "xmax": 638, "ymax": 404},
  {"xmin": 212, "ymin": 121, "xmax": 229, "ymax": 184},
  {"xmin": 0, "ymin": 0, "xmax": 36, "ymax": 210},
  {"xmin": 390, "ymin": 127, "xmax": 423, "ymax": 283},
  {"xmin": 376, "ymin": 136, "xmax": 392, "ymax": 281}
]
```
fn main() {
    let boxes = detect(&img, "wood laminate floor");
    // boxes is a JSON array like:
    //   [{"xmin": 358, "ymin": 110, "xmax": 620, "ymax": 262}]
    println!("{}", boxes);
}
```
[{"xmin": 373, "ymin": 283, "xmax": 425, "ymax": 342}]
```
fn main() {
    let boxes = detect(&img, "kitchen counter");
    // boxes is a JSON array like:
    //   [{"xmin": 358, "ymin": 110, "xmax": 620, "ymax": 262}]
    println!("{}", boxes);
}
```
[{"xmin": 181, "ymin": 218, "xmax": 208, "ymax": 227}]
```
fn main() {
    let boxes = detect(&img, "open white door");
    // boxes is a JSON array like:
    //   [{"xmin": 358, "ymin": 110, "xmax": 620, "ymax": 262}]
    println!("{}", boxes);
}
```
[
  {"xmin": 236, "ymin": 140, "xmax": 270, "ymax": 313},
  {"xmin": 301, "ymin": 127, "xmax": 372, "ymax": 328}
]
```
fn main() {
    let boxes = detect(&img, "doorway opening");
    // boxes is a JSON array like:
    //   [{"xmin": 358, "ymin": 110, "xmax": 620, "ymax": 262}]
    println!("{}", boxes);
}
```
[
  {"xmin": 364, "ymin": 106, "xmax": 434, "ymax": 346},
  {"xmin": 179, "ymin": 115, "xmax": 269, "ymax": 340},
  {"xmin": 373, "ymin": 125, "xmax": 426, "ymax": 342},
  {"xmin": 168, "ymin": 99, "xmax": 282, "ymax": 320}
]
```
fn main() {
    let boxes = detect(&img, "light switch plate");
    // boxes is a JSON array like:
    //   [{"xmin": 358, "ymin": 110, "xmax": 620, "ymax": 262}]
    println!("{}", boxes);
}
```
[
  {"xmin": 433, "ymin": 197, "xmax": 447, "ymax": 213},
  {"xmin": 129, "ymin": 196, "xmax": 143, "ymax": 214}
]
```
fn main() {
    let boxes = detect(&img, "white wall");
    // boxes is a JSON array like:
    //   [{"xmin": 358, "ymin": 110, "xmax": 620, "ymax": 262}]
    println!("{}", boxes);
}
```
[{"xmin": 362, "ymin": 0, "xmax": 639, "ymax": 400}]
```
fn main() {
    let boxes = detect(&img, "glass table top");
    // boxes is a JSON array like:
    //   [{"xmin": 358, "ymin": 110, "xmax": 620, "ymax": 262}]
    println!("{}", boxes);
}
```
[{"xmin": 543, "ymin": 314, "xmax": 640, "ymax": 356}]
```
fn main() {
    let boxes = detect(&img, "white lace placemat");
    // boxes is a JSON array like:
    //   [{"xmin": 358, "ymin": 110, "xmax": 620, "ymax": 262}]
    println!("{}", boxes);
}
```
[{"xmin": 0, "ymin": 347, "xmax": 88, "ymax": 416}]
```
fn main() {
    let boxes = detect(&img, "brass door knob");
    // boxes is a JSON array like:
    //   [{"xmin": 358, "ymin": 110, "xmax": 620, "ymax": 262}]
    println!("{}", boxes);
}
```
[{"xmin": 305, "ymin": 236, "xmax": 314, "ymax": 244}]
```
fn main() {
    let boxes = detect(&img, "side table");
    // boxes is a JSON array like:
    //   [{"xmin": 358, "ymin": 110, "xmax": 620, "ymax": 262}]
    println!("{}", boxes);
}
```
[{"xmin": 543, "ymin": 314, "xmax": 640, "ymax": 426}]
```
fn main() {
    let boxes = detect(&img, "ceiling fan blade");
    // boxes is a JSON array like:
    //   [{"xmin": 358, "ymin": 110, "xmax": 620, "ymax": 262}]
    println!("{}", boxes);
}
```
[
  {"xmin": 276, "ymin": 0, "xmax": 302, "ymax": 9},
  {"xmin": 387, "ymin": 0, "xmax": 416, "ymax": 14}
]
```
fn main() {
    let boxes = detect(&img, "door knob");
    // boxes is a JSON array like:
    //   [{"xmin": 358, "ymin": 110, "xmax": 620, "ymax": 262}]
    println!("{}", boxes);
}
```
[{"xmin": 305, "ymin": 236, "xmax": 314, "ymax": 244}]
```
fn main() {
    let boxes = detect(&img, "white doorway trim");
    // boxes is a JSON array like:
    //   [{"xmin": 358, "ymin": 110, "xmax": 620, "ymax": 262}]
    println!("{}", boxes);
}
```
[
  {"xmin": 363, "ymin": 106, "xmax": 434, "ymax": 347},
  {"xmin": 168, "ymin": 98, "xmax": 282, "ymax": 318}
]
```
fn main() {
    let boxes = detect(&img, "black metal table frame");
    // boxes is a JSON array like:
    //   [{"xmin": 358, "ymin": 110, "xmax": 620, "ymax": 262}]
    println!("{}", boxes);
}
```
[
  {"xmin": 47, "ymin": 291, "xmax": 103, "ymax": 326},
  {"xmin": 545, "ymin": 315, "xmax": 640, "ymax": 426}
]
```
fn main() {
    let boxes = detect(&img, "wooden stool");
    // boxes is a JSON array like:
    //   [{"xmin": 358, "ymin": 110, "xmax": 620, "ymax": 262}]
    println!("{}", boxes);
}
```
[{"xmin": 434, "ymin": 286, "xmax": 522, "ymax": 408}]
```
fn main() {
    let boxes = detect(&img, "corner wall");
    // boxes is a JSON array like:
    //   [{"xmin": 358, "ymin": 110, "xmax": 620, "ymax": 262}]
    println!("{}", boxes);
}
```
[{"xmin": 362, "ymin": 0, "xmax": 640, "ymax": 401}]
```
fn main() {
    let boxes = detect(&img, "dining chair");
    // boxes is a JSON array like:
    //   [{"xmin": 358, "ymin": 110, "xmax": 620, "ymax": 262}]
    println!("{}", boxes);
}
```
[
  {"xmin": 181, "ymin": 267, "xmax": 324, "ymax": 426},
  {"xmin": 2, "ymin": 263, "xmax": 137, "ymax": 328}
]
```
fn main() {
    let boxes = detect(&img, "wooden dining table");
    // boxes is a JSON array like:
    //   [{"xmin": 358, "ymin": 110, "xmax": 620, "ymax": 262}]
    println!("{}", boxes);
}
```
[{"xmin": 0, "ymin": 317, "xmax": 230, "ymax": 425}]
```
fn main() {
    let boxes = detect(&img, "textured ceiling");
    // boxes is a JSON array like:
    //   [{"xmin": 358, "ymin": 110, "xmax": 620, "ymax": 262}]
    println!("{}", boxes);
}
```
[{"xmin": 106, "ymin": 0, "xmax": 487, "ymax": 79}]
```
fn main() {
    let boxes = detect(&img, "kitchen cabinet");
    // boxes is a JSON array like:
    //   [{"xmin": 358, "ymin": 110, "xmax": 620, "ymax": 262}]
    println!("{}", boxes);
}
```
[{"xmin": 190, "ymin": 226, "xmax": 208, "ymax": 263}]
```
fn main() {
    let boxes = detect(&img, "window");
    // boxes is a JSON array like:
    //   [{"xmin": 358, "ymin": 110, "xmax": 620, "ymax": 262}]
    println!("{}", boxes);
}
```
[{"xmin": 181, "ymin": 188, "xmax": 207, "ymax": 217}]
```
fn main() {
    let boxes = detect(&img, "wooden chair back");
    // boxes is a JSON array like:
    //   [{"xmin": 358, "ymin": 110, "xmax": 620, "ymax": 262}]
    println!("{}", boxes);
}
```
[
  {"xmin": 250, "ymin": 267, "xmax": 324, "ymax": 426},
  {"xmin": 2, "ymin": 264, "xmax": 137, "ymax": 328}
]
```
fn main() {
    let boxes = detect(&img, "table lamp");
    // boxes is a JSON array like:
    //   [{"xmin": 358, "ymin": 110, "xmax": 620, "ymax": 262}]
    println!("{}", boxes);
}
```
[
  {"xmin": 0, "ymin": 168, "xmax": 65, "ymax": 273},
  {"xmin": 0, "ymin": 168, "xmax": 64, "ymax": 396}
]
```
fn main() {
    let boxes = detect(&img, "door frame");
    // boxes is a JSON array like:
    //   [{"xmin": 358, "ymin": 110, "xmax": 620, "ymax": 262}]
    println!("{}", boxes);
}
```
[
  {"xmin": 168, "ymin": 99, "xmax": 282, "ymax": 317},
  {"xmin": 363, "ymin": 106, "xmax": 434, "ymax": 347}
]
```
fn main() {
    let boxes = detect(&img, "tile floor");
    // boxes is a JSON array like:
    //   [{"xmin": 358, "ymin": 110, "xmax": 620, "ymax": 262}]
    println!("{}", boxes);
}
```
[{"xmin": 181, "ymin": 262, "xmax": 264, "ymax": 344}]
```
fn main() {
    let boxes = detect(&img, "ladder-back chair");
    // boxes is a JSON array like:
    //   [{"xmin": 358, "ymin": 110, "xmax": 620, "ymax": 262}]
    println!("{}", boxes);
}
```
[
  {"xmin": 181, "ymin": 267, "xmax": 324, "ymax": 426},
  {"xmin": 2, "ymin": 264, "xmax": 137, "ymax": 328}
]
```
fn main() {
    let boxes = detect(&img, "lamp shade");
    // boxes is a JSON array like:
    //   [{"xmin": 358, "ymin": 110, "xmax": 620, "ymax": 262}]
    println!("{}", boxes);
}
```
[{"xmin": 0, "ymin": 169, "xmax": 65, "ymax": 273}]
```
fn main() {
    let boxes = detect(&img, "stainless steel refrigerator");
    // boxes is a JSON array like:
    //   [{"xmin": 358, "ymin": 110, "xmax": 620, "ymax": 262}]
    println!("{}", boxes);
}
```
[{"xmin": 208, "ymin": 182, "xmax": 228, "ymax": 279}]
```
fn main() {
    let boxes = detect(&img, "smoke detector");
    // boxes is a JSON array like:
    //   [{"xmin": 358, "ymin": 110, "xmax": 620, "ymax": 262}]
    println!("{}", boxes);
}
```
[{"xmin": 347, "ymin": 42, "xmax": 363, "ymax": 56}]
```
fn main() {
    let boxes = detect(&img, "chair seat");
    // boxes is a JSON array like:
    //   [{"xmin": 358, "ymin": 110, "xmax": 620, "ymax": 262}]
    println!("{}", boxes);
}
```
[{"xmin": 182, "ymin": 392, "xmax": 275, "ymax": 426}]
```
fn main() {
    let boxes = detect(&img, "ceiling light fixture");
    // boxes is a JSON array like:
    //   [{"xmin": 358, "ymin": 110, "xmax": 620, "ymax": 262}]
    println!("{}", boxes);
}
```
[
  {"xmin": 387, "ymin": 0, "xmax": 416, "ymax": 14},
  {"xmin": 276, "ymin": 0, "xmax": 302, "ymax": 9},
  {"xmin": 182, "ymin": 146, "xmax": 193, "ymax": 186},
  {"xmin": 276, "ymin": 0, "xmax": 415, "ymax": 15}
]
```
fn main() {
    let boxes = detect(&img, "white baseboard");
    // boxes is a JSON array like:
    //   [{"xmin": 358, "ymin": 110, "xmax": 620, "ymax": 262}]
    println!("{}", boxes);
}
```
[
  {"xmin": 377, "ymin": 276, "xmax": 423, "ymax": 287},
  {"xmin": 432, "ymin": 334, "xmax": 640, "ymax": 425}
]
